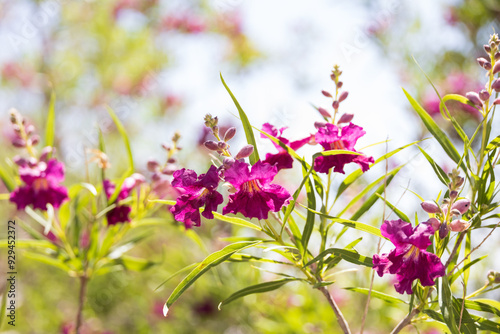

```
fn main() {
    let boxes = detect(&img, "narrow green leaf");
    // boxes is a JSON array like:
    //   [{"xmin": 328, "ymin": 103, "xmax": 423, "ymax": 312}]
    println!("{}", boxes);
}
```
[
  {"xmin": 438, "ymin": 277, "xmax": 460, "ymax": 334},
  {"xmin": 304, "ymin": 248, "xmax": 373, "ymax": 268},
  {"xmin": 106, "ymin": 105, "xmax": 134, "ymax": 171},
  {"xmin": 450, "ymin": 255, "xmax": 487, "ymax": 283},
  {"xmin": 0, "ymin": 286, "xmax": 7, "ymax": 329},
  {"xmin": 339, "ymin": 165, "xmax": 403, "ymax": 216},
  {"xmin": 23, "ymin": 251, "xmax": 72, "ymax": 272},
  {"xmin": 460, "ymin": 299, "xmax": 500, "ymax": 317},
  {"xmin": 0, "ymin": 163, "xmax": 15, "ymax": 192},
  {"xmin": 403, "ymin": 89, "xmax": 462, "ymax": 168},
  {"xmin": 212, "ymin": 212, "xmax": 262, "ymax": 231},
  {"xmin": 336, "ymin": 140, "xmax": 421, "ymax": 200},
  {"xmin": 219, "ymin": 278, "xmax": 299, "ymax": 309},
  {"xmin": 301, "ymin": 205, "xmax": 383, "ymax": 238},
  {"xmin": 417, "ymin": 145, "xmax": 451, "ymax": 186},
  {"xmin": 350, "ymin": 171, "xmax": 398, "ymax": 221},
  {"xmin": 375, "ymin": 193, "xmax": 410, "ymax": 222},
  {"xmin": 344, "ymin": 287, "xmax": 406, "ymax": 305},
  {"xmin": 44, "ymin": 90, "xmax": 56, "ymax": 150},
  {"xmin": 486, "ymin": 135, "xmax": 500, "ymax": 152},
  {"xmin": 113, "ymin": 255, "xmax": 157, "ymax": 271},
  {"xmin": 220, "ymin": 74, "xmax": 260, "ymax": 164},
  {"xmin": 155, "ymin": 263, "xmax": 199, "ymax": 291},
  {"xmin": 469, "ymin": 314, "xmax": 500, "ymax": 333},
  {"xmin": 301, "ymin": 167, "xmax": 316, "ymax": 253},
  {"xmin": 164, "ymin": 241, "xmax": 261, "ymax": 315},
  {"xmin": 452, "ymin": 297, "xmax": 477, "ymax": 334}
]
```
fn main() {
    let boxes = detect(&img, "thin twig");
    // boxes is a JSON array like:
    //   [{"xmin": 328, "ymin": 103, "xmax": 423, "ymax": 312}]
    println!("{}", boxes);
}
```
[
  {"xmin": 390, "ymin": 307, "xmax": 421, "ymax": 334},
  {"xmin": 318, "ymin": 285, "xmax": 352, "ymax": 334},
  {"xmin": 75, "ymin": 276, "xmax": 88, "ymax": 334},
  {"xmin": 448, "ymin": 221, "xmax": 500, "ymax": 276},
  {"xmin": 444, "ymin": 231, "xmax": 466, "ymax": 269}
]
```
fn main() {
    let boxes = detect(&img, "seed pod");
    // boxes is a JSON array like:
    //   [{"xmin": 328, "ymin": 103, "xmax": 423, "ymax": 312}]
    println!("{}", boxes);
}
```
[
  {"xmin": 204, "ymin": 140, "xmax": 219, "ymax": 151},
  {"xmin": 321, "ymin": 90, "xmax": 332, "ymax": 97},
  {"xmin": 224, "ymin": 127, "xmax": 237, "ymax": 142},
  {"xmin": 318, "ymin": 107, "xmax": 332, "ymax": 118},
  {"xmin": 449, "ymin": 219, "xmax": 470, "ymax": 232},
  {"xmin": 337, "ymin": 113, "xmax": 354, "ymax": 124},
  {"xmin": 235, "ymin": 145, "xmax": 254, "ymax": 159},
  {"xmin": 338, "ymin": 91, "xmax": 349, "ymax": 102},
  {"xmin": 451, "ymin": 198, "xmax": 471, "ymax": 214},
  {"xmin": 465, "ymin": 92, "xmax": 483, "ymax": 107},
  {"xmin": 427, "ymin": 217, "xmax": 440, "ymax": 232},
  {"xmin": 421, "ymin": 200, "xmax": 441, "ymax": 214}
]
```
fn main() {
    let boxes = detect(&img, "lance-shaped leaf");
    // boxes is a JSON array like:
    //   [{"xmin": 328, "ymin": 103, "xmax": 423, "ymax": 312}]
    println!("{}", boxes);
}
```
[
  {"xmin": 438, "ymin": 277, "xmax": 460, "ymax": 334},
  {"xmin": 403, "ymin": 89, "xmax": 463, "ymax": 169},
  {"xmin": 344, "ymin": 287, "xmax": 406, "ymax": 305},
  {"xmin": 163, "ymin": 241, "xmax": 261, "ymax": 316},
  {"xmin": 459, "ymin": 299, "xmax": 500, "ymax": 317},
  {"xmin": 220, "ymin": 74, "xmax": 260, "ymax": 164},
  {"xmin": 218, "ymin": 278, "xmax": 300, "ymax": 309},
  {"xmin": 304, "ymin": 248, "xmax": 373, "ymax": 268}
]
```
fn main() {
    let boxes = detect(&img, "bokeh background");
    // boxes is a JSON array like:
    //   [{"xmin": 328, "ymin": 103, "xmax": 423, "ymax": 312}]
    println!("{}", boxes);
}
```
[{"xmin": 0, "ymin": 0, "xmax": 499, "ymax": 333}]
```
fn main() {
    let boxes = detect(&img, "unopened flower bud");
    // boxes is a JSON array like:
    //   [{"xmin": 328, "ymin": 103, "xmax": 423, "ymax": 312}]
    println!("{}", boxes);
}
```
[
  {"xmin": 494, "ymin": 97, "xmax": 500, "ymax": 105},
  {"xmin": 450, "ymin": 219, "xmax": 470, "ymax": 232},
  {"xmin": 337, "ymin": 113, "xmax": 354, "ymax": 124},
  {"xmin": 465, "ymin": 92, "xmax": 483, "ymax": 107},
  {"xmin": 204, "ymin": 114, "xmax": 218, "ymax": 128},
  {"xmin": 449, "ymin": 190, "xmax": 458, "ymax": 200},
  {"xmin": 477, "ymin": 57, "xmax": 488, "ymax": 67},
  {"xmin": 161, "ymin": 143, "xmax": 171, "ymax": 151},
  {"xmin": 479, "ymin": 89, "xmax": 490, "ymax": 101},
  {"xmin": 338, "ymin": 91, "xmax": 349, "ymax": 102},
  {"xmin": 25, "ymin": 124, "xmax": 35, "ymax": 135},
  {"xmin": 439, "ymin": 222, "xmax": 449, "ymax": 239},
  {"xmin": 223, "ymin": 157, "xmax": 235, "ymax": 167},
  {"xmin": 12, "ymin": 138, "xmax": 26, "ymax": 148},
  {"xmin": 336, "ymin": 81, "xmax": 343, "ymax": 88},
  {"xmin": 421, "ymin": 200, "xmax": 441, "ymax": 214},
  {"xmin": 167, "ymin": 158, "xmax": 176, "ymax": 164},
  {"xmin": 321, "ymin": 90, "xmax": 332, "ymax": 97},
  {"xmin": 224, "ymin": 127, "xmax": 236, "ymax": 142},
  {"xmin": 314, "ymin": 121, "xmax": 327, "ymax": 129},
  {"xmin": 493, "ymin": 62, "xmax": 500, "ymax": 75},
  {"xmin": 318, "ymin": 107, "xmax": 332, "ymax": 118},
  {"xmin": 455, "ymin": 176, "xmax": 464, "ymax": 188},
  {"xmin": 484, "ymin": 45, "xmax": 491, "ymax": 53},
  {"xmin": 451, "ymin": 198, "xmax": 471, "ymax": 214},
  {"xmin": 204, "ymin": 140, "xmax": 219, "ymax": 151},
  {"xmin": 427, "ymin": 217, "xmax": 440, "ymax": 232},
  {"xmin": 217, "ymin": 141, "xmax": 228, "ymax": 150},
  {"xmin": 330, "ymin": 73, "xmax": 336, "ymax": 81},
  {"xmin": 332, "ymin": 100, "xmax": 339, "ymax": 109},
  {"xmin": 13, "ymin": 156, "xmax": 28, "ymax": 166},
  {"xmin": 235, "ymin": 145, "xmax": 254, "ymax": 159},
  {"xmin": 495, "ymin": 52, "xmax": 500, "ymax": 60},
  {"xmin": 39, "ymin": 146, "xmax": 53, "ymax": 162},
  {"xmin": 162, "ymin": 165, "xmax": 177, "ymax": 175},
  {"xmin": 484, "ymin": 62, "xmax": 492, "ymax": 70},
  {"xmin": 492, "ymin": 79, "xmax": 500, "ymax": 92},
  {"xmin": 29, "ymin": 135, "xmax": 40, "ymax": 146},
  {"xmin": 451, "ymin": 209, "xmax": 461, "ymax": 216}
]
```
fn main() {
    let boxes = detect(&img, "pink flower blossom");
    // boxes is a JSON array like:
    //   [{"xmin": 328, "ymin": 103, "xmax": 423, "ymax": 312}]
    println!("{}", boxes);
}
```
[
  {"xmin": 222, "ymin": 160, "xmax": 291, "ymax": 220},
  {"xmin": 260, "ymin": 123, "xmax": 311, "ymax": 171},
  {"xmin": 313, "ymin": 123, "xmax": 374, "ymax": 174},
  {"xmin": 373, "ymin": 219, "xmax": 445, "ymax": 294},
  {"xmin": 170, "ymin": 165, "xmax": 223, "ymax": 228},
  {"xmin": 104, "ymin": 173, "xmax": 144, "ymax": 226},
  {"xmin": 10, "ymin": 159, "xmax": 68, "ymax": 211}
]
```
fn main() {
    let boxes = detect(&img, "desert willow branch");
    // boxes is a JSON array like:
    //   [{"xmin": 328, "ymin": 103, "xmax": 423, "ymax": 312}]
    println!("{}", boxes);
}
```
[{"xmin": 318, "ymin": 284, "xmax": 351, "ymax": 334}]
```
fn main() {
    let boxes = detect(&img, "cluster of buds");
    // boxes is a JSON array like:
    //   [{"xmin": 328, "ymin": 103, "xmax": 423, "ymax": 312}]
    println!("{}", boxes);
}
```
[
  {"xmin": 316, "ymin": 65, "xmax": 353, "ymax": 126},
  {"xmin": 9, "ymin": 108, "xmax": 40, "ymax": 151},
  {"xmin": 202, "ymin": 114, "xmax": 254, "ymax": 164},
  {"xmin": 148, "ymin": 132, "xmax": 181, "ymax": 177},
  {"xmin": 421, "ymin": 169, "xmax": 471, "ymax": 238},
  {"xmin": 487, "ymin": 270, "xmax": 500, "ymax": 285},
  {"xmin": 471, "ymin": 33, "xmax": 500, "ymax": 107}
]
